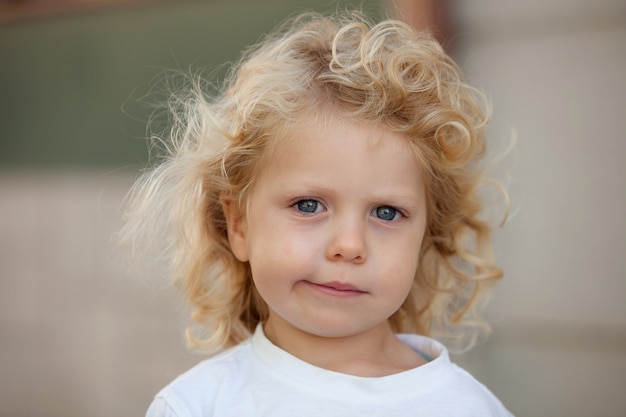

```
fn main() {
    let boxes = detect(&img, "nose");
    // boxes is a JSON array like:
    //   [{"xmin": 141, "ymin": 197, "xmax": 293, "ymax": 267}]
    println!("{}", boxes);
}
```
[{"xmin": 325, "ymin": 216, "xmax": 367, "ymax": 264}]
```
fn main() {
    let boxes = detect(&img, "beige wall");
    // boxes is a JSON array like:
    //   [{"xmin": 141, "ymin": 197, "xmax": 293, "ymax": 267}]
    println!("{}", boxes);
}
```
[{"xmin": 452, "ymin": 1, "xmax": 626, "ymax": 416}]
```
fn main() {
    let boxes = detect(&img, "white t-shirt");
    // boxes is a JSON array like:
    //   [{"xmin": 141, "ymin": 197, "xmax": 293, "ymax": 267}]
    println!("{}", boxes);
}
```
[{"xmin": 147, "ymin": 325, "xmax": 513, "ymax": 417}]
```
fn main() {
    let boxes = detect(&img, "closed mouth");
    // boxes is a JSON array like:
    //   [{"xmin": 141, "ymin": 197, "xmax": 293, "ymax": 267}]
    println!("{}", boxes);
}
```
[
  {"xmin": 319, "ymin": 281, "xmax": 363, "ymax": 292},
  {"xmin": 304, "ymin": 280, "xmax": 367, "ymax": 296}
]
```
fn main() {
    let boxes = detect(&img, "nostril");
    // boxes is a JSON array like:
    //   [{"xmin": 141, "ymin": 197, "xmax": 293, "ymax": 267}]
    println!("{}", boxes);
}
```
[
  {"xmin": 353, "ymin": 255, "xmax": 365, "ymax": 264},
  {"xmin": 332, "ymin": 252, "xmax": 365, "ymax": 263}
]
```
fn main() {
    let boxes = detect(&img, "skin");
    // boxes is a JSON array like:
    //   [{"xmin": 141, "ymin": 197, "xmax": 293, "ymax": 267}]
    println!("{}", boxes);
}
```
[{"xmin": 224, "ymin": 115, "xmax": 429, "ymax": 377}]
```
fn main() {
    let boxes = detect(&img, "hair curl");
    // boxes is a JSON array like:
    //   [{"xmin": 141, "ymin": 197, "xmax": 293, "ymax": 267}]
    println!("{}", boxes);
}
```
[{"xmin": 121, "ymin": 11, "xmax": 505, "ymax": 354}]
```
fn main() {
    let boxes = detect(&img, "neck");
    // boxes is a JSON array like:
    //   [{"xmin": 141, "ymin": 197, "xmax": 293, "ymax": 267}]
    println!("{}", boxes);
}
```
[{"xmin": 262, "ymin": 316, "xmax": 426, "ymax": 377}]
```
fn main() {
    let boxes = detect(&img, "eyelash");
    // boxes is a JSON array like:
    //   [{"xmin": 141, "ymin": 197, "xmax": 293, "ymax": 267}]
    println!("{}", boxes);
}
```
[{"xmin": 292, "ymin": 199, "xmax": 404, "ymax": 221}]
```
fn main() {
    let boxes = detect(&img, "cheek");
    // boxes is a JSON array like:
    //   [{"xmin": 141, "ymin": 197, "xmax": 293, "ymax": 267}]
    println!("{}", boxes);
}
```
[
  {"xmin": 388, "ymin": 260, "xmax": 418, "ymax": 290},
  {"xmin": 248, "ymin": 223, "xmax": 322, "ymax": 280},
  {"xmin": 278, "ymin": 221, "xmax": 324, "ymax": 253},
  {"xmin": 386, "ymin": 240, "xmax": 422, "ymax": 287},
  {"xmin": 281, "ymin": 235, "xmax": 302, "ymax": 259}
]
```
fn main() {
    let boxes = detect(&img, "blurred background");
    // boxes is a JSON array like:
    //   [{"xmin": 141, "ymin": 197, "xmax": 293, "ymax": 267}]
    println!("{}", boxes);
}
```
[{"xmin": 1, "ymin": 0, "xmax": 625, "ymax": 416}]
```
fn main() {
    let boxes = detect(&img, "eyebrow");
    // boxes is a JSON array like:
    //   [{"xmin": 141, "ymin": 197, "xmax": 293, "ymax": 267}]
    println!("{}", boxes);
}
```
[{"xmin": 276, "ymin": 183, "xmax": 423, "ymax": 207}]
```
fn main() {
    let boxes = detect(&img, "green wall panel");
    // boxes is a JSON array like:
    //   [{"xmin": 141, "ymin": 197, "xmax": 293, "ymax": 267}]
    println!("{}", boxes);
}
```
[{"xmin": 0, "ymin": 0, "xmax": 381, "ymax": 168}]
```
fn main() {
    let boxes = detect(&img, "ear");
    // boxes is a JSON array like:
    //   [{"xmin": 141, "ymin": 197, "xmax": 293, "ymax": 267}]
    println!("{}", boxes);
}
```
[{"xmin": 221, "ymin": 196, "xmax": 250, "ymax": 262}]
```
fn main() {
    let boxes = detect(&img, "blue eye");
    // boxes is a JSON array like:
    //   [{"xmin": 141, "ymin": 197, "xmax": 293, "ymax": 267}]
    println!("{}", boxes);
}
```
[
  {"xmin": 374, "ymin": 206, "xmax": 400, "ymax": 221},
  {"xmin": 296, "ymin": 200, "xmax": 320, "ymax": 213}
]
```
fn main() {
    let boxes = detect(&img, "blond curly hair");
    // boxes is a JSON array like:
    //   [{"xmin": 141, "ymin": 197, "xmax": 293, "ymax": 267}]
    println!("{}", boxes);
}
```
[{"xmin": 121, "ymin": 11, "xmax": 504, "ymax": 354}]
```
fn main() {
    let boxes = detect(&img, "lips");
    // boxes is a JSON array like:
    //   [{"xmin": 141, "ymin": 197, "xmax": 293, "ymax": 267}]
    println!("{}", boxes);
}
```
[
  {"xmin": 319, "ymin": 281, "xmax": 362, "ymax": 292},
  {"xmin": 304, "ymin": 280, "xmax": 367, "ymax": 297}
]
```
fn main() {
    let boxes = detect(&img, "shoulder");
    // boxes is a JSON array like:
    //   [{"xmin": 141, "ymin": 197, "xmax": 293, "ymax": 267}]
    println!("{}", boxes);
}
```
[
  {"xmin": 146, "ymin": 340, "xmax": 255, "ymax": 417},
  {"xmin": 439, "ymin": 363, "xmax": 512, "ymax": 415},
  {"xmin": 397, "ymin": 333, "xmax": 514, "ymax": 416}
]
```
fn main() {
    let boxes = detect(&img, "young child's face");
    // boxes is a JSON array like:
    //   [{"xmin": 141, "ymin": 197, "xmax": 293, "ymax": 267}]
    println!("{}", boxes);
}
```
[{"xmin": 226, "ymin": 115, "xmax": 428, "ymax": 340}]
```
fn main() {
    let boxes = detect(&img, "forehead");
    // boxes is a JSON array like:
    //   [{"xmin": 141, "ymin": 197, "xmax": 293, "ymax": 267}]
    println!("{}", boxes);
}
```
[
  {"xmin": 265, "ymin": 112, "xmax": 422, "ymax": 164},
  {"xmin": 255, "ymin": 114, "xmax": 425, "ymax": 190}
]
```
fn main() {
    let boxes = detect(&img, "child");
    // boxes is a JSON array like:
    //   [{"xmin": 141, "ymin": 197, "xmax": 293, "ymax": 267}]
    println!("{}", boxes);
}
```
[{"xmin": 122, "ymin": 10, "xmax": 513, "ymax": 417}]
